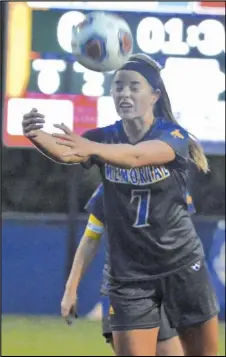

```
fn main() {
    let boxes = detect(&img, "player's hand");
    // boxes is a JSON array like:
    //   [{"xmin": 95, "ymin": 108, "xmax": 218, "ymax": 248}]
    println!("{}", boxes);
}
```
[
  {"xmin": 61, "ymin": 289, "xmax": 78, "ymax": 326},
  {"xmin": 22, "ymin": 108, "xmax": 45, "ymax": 138},
  {"xmin": 52, "ymin": 123, "xmax": 96, "ymax": 158}
]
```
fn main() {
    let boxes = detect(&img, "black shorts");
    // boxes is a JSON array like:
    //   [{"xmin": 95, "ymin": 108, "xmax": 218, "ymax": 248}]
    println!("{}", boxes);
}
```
[
  {"xmin": 108, "ymin": 259, "xmax": 219, "ymax": 331},
  {"xmin": 101, "ymin": 296, "xmax": 177, "ymax": 343}
]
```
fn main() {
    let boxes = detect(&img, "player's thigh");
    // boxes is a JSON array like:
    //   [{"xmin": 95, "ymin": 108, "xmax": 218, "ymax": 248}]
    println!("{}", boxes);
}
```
[
  {"xmin": 163, "ymin": 259, "xmax": 219, "ymax": 356},
  {"xmin": 113, "ymin": 328, "xmax": 159, "ymax": 356},
  {"xmin": 157, "ymin": 304, "xmax": 184, "ymax": 356},
  {"xmin": 110, "ymin": 294, "xmax": 161, "ymax": 356},
  {"xmin": 157, "ymin": 336, "xmax": 184, "ymax": 356},
  {"xmin": 179, "ymin": 316, "xmax": 219, "ymax": 356}
]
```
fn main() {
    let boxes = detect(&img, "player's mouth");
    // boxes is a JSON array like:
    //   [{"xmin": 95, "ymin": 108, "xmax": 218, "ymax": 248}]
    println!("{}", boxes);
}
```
[{"xmin": 119, "ymin": 101, "xmax": 133, "ymax": 109}]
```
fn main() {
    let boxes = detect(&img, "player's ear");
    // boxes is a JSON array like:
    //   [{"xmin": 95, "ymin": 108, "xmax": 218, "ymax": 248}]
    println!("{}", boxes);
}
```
[{"xmin": 151, "ymin": 89, "xmax": 161, "ymax": 105}]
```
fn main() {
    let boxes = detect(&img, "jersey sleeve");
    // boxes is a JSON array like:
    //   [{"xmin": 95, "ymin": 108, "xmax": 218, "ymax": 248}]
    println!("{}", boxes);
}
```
[
  {"xmin": 157, "ymin": 124, "xmax": 189, "ymax": 160},
  {"xmin": 84, "ymin": 184, "xmax": 105, "ymax": 223},
  {"xmin": 82, "ymin": 127, "xmax": 104, "ymax": 142}
]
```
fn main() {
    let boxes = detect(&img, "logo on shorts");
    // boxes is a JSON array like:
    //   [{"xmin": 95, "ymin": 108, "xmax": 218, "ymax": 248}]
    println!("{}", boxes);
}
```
[
  {"xmin": 109, "ymin": 305, "xmax": 115, "ymax": 315},
  {"xmin": 191, "ymin": 261, "xmax": 201, "ymax": 271}
]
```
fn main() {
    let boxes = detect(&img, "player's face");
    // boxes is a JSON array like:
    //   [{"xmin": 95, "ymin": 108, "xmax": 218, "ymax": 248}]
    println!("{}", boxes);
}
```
[{"xmin": 111, "ymin": 70, "xmax": 159, "ymax": 121}]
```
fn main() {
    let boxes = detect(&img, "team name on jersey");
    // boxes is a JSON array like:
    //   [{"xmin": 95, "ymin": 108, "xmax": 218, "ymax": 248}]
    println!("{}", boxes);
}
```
[{"xmin": 105, "ymin": 164, "xmax": 170, "ymax": 185}]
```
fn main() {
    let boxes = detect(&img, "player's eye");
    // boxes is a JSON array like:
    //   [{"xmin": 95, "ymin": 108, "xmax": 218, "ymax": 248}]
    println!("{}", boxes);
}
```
[
  {"xmin": 131, "ymin": 87, "xmax": 140, "ymax": 92},
  {"xmin": 115, "ymin": 87, "xmax": 124, "ymax": 92}
]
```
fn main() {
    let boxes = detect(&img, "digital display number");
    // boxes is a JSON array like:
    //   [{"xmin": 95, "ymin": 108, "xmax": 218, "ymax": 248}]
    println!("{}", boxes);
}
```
[{"xmin": 48, "ymin": 10, "xmax": 226, "ymax": 56}]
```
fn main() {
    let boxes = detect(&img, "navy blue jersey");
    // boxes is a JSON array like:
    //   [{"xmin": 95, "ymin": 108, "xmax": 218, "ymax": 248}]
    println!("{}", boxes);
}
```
[
  {"xmin": 85, "ymin": 182, "xmax": 196, "ymax": 292},
  {"xmin": 84, "ymin": 184, "xmax": 105, "ymax": 223},
  {"xmin": 83, "ymin": 118, "xmax": 204, "ymax": 281},
  {"xmin": 85, "ymin": 184, "xmax": 196, "ymax": 221}
]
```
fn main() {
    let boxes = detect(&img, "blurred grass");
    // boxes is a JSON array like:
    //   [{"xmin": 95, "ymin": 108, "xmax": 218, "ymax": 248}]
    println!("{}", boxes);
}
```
[
  {"xmin": 2, "ymin": 315, "xmax": 225, "ymax": 356},
  {"xmin": 2, "ymin": 316, "xmax": 114, "ymax": 356}
]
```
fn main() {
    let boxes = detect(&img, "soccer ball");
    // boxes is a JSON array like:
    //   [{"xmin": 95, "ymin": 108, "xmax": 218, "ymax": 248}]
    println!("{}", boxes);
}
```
[{"xmin": 71, "ymin": 11, "xmax": 133, "ymax": 72}]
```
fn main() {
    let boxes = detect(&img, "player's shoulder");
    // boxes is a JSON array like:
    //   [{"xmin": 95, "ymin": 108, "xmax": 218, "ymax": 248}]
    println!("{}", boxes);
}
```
[
  {"xmin": 94, "ymin": 121, "xmax": 122, "ymax": 139},
  {"xmin": 155, "ymin": 117, "xmax": 189, "ymax": 139},
  {"xmin": 101, "ymin": 120, "xmax": 122, "ymax": 134},
  {"xmin": 98, "ymin": 120, "xmax": 123, "ymax": 142}
]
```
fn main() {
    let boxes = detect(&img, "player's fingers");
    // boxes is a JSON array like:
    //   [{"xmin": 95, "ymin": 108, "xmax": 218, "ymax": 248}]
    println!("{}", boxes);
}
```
[
  {"xmin": 70, "ymin": 306, "xmax": 78, "ymax": 319},
  {"xmin": 23, "ymin": 124, "xmax": 44, "ymax": 133},
  {"xmin": 70, "ymin": 305, "xmax": 75, "ymax": 314},
  {"xmin": 23, "ymin": 110, "xmax": 44, "ymax": 120},
  {"xmin": 61, "ymin": 308, "xmax": 69, "ymax": 317},
  {"xmin": 24, "ymin": 132, "xmax": 39, "ymax": 139},
  {"xmin": 61, "ymin": 301, "xmax": 71, "ymax": 315},
  {"xmin": 55, "ymin": 140, "xmax": 75, "ymax": 148},
  {"xmin": 62, "ymin": 150, "xmax": 85, "ymax": 158},
  {"xmin": 52, "ymin": 133, "xmax": 72, "ymax": 141},
  {"xmin": 65, "ymin": 317, "xmax": 73, "ymax": 325},
  {"xmin": 53, "ymin": 123, "xmax": 73, "ymax": 135},
  {"xmin": 22, "ymin": 118, "xmax": 45, "ymax": 127},
  {"xmin": 64, "ymin": 305, "xmax": 78, "ymax": 325}
]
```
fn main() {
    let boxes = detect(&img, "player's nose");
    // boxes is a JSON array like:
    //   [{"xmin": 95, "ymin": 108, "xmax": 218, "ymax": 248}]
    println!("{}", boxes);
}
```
[{"xmin": 120, "ymin": 86, "xmax": 131, "ymax": 98}]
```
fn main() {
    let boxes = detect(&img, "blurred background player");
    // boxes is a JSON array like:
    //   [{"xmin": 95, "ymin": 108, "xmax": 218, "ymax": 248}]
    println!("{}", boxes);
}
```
[{"xmin": 61, "ymin": 183, "xmax": 196, "ymax": 356}]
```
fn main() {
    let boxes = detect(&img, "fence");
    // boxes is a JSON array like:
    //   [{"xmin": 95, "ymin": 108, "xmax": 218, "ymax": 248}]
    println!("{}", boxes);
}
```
[{"xmin": 2, "ymin": 213, "xmax": 225, "ymax": 320}]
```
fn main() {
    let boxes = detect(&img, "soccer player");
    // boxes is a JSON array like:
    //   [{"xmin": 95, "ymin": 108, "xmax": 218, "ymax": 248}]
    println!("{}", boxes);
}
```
[
  {"xmin": 62, "ymin": 183, "xmax": 195, "ymax": 355},
  {"xmin": 22, "ymin": 53, "xmax": 219, "ymax": 356}
]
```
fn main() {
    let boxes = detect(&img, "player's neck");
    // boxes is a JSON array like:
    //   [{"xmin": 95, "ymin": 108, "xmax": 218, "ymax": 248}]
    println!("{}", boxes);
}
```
[{"xmin": 122, "ymin": 114, "xmax": 155, "ymax": 144}]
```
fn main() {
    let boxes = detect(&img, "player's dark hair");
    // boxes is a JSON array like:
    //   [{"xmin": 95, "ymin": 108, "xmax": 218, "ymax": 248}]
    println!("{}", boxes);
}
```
[{"xmin": 130, "ymin": 53, "xmax": 209, "ymax": 173}]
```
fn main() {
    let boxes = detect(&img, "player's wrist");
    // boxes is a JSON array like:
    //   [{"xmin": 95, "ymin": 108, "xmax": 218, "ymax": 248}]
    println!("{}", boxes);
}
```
[
  {"xmin": 65, "ymin": 279, "xmax": 78, "ymax": 293},
  {"xmin": 65, "ymin": 284, "xmax": 78, "ymax": 301},
  {"xmin": 91, "ymin": 142, "xmax": 106, "ymax": 156},
  {"xmin": 29, "ymin": 129, "xmax": 45, "ymax": 143}
]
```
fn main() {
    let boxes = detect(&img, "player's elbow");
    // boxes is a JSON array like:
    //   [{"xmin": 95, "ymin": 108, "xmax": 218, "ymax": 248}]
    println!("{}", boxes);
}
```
[
  {"xmin": 126, "ymin": 155, "xmax": 142, "ymax": 168},
  {"xmin": 129, "ymin": 153, "xmax": 175, "ymax": 168},
  {"xmin": 129, "ymin": 141, "xmax": 176, "ymax": 168}
]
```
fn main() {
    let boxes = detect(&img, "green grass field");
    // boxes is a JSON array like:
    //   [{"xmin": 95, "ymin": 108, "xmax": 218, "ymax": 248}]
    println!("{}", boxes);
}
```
[{"xmin": 2, "ymin": 315, "xmax": 225, "ymax": 356}]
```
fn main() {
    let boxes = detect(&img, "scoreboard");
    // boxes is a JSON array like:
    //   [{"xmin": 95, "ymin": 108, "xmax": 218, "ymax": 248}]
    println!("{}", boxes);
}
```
[{"xmin": 3, "ymin": 2, "xmax": 225, "ymax": 153}]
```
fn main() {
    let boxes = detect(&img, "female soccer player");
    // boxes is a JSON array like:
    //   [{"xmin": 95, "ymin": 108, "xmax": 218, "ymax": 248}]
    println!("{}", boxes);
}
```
[
  {"xmin": 61, "ymin": 183, "xmax": 195, "ymax": 356},
  {"xmin": 22, "ymin": 53, "xmax": 219, "ymax": 356}
]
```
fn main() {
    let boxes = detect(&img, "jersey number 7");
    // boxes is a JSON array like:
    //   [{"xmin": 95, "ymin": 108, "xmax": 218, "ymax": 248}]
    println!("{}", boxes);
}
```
[{"xmin": 131, "ymin": 189, "xmax": 151, "ymax": 228}]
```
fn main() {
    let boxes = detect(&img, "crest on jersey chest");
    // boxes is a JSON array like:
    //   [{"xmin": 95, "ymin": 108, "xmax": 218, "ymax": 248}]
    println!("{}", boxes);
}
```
[{"xmin": 104, "ymin": 163, "xmax": 170, "ymax": 186}]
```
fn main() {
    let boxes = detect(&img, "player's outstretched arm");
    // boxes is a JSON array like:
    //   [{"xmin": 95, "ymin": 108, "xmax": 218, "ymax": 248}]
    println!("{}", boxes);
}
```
[
  {"xmin": 89, "ymin": 126, "xmax": 189, "ymax": 167},
  {"xmin": 91, "ymin": 140, "xmax": 176, "ymax": 168},
  {"xmin": 54, "ymin": 124, "xmax": 188, "ymax": 168},
  {"xmin": 56, "ymin": 138, "xmax": 176, "ymax": 168},
  {"xmin": 61, "ymin": 214, "xmax": 104, "ymax": 319},
  {"xmin": 22, "ymin": 109, "xmax": 89, "ymax": 164}
]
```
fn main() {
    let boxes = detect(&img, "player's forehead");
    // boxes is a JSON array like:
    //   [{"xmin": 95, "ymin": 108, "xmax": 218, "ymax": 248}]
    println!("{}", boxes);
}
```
[{"xmin": 113, "ymin": 70, "xmax": 148, "ymax": 87}]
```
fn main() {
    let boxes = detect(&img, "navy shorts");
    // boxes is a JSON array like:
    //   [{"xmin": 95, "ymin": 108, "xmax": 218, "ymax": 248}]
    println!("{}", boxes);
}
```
[
  {"xmin": 108, "ymin": 259, "xmax": 219, "ymax": 332},
  {"xmin": 101, "ymin": 296, "xmax": 177, "ymax": 343}
]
